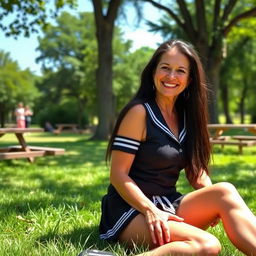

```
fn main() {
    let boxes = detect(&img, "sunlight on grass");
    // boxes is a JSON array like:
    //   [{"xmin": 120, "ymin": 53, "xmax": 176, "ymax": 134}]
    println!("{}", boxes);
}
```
[{"xmin": 0, "ymin": 132, "xmax": 256, "ymax": 255}]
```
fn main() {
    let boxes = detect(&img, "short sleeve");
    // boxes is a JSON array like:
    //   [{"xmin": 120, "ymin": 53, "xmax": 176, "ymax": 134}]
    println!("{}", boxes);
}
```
[{"xmin": 111, "ymin": 135, "xmax": 141, "ymax": 154}]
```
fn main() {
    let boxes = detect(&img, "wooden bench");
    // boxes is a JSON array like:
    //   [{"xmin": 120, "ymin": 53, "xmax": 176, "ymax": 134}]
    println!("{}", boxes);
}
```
[
  {"xmin": 0, "ymin": 128, "xmax": 65, "ymax": 162},
  {"xmin": 0, "ymin": 150, "xmax": 46, "ymax": 160},
  {"xmin": 232, "ymin": 135, "xmax": 256, "ymax": 141},
  {"xmin": 210, "ymin": 139, "xmax": 256, "ymax": 154},
  {"xmin": 54, "ymin": 124, "xmax": 79, "ymax": 134},
  {"xmin": 0, "ymin": 146, "xmax": 65, "ymax": 160}
]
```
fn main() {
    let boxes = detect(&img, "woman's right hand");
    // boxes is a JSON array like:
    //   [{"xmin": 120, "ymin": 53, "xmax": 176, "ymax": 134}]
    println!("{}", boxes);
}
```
[{"xmin": 145, "ymin": 208, "xmax": 184, "ymax": 246}]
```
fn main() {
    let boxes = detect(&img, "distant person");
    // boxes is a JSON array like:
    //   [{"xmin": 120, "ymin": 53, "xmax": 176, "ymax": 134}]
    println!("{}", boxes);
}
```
[
  {"xmin": 44, "ymin": 121, "xmax": 54, "ymax": 132},
  {"xmin": 24, "ymin": 105, "xmax": 33, "ymax": 128},
  {"xmin": 15, "ymin": 102, "xmax": 25, "ymax": 128}
]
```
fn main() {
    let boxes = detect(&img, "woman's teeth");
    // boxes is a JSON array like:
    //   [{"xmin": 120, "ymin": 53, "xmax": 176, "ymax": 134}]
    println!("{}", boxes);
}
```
[{"xmin": 163, "ymin": 83, "xmax": 177, "ymax": 88}]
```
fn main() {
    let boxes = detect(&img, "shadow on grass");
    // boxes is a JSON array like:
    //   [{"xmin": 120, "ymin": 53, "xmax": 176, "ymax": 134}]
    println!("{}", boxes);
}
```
[
  {"xmin": 38, "ymin": 225, "xmax": 103, "ymax": 249},
  {"xmin": 0, "ymin": 140, "xmax": 106, "ymax": 170},
  {"xmin": 1, "ymin": 178, "xmax": 108, "ymax": 215},
  {"xmin": 37, "ymin": 225, "xmax": 135, "ymax": 256},
  {"xmin": 177, "ymin": 156, "xmax": 256, "ymax": 204}
]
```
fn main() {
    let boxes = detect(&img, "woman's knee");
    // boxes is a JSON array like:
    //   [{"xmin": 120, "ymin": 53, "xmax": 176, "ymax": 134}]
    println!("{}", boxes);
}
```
[
  {"xmin": 194, "ymin": 235, "xmax": 221, "ymax": 255},
  {"xmin": 214, "ymin": 181, "xmax": 238, "ymax": 196}
]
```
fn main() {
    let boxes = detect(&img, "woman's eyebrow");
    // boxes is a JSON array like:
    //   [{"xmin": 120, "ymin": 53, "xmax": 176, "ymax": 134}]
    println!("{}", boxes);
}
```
[{"xmin": 160, "ymin": 62, "xmax": 189, "ymax": 70}]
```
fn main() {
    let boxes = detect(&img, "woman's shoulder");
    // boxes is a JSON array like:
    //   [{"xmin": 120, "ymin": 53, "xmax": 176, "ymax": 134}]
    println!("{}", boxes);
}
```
[
  {"xmin": 129, "ymin": 103, "xmax": 146, "ymax": 115},
  {"xmin": 118, "ymin": 103, "xmax": 146, "ymax": 140}
]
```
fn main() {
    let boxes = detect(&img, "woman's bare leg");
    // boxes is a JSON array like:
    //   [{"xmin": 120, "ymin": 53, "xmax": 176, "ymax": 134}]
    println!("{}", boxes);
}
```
[
  {"xmin": 119, "ymin": 214, "xmax": 221, "ymax": 256},
  {"xmin": 176, "ymin": 182, "xmax": 256, "ymax": 256}
]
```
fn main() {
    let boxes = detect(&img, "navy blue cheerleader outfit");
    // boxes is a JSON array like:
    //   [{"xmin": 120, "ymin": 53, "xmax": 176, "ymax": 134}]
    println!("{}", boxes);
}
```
[{"xmin": 99, "ymin": 99, "xmax": 188, "ymax": 241}]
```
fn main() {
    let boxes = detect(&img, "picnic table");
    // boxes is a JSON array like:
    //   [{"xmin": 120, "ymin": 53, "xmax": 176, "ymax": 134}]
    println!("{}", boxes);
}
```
[
  {"xmin": 207, "ymin": 124, "xmax": 256, "ymax": 154},
  {"xmin": 54, "ymin": 124, "xmax": 79, "ymax": 134},
  {"xmin": 0, "ymin": 128, "xmax": 65, "ymax": 162}
]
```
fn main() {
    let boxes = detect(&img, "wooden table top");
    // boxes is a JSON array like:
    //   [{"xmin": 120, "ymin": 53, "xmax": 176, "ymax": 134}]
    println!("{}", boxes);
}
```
[
  {"xmin": 208, "ymin": 124, "xmax": 256, "ymax": 128},
  {"xmin": 0, "ymin": 128, "xmax": 44, "ymax": 134}
]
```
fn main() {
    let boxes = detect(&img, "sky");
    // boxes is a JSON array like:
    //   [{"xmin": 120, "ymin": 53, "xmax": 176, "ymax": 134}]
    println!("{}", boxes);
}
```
[{"xmin": 0, "ymin": 1, "xmax": 163, "ymax": 76}]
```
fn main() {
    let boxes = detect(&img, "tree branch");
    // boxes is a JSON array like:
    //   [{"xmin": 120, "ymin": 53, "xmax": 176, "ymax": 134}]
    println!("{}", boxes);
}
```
[
  {"xmin": 221, "ymin": 0, "xmax": 238, "ymax": 22},
  {"xmin": 195, "ymin": 0, "xmax": 207, "ymax": 39},
  {"xmin": 223, "ymin": 7, "xmax": 256, "ymax": 36},
  {"xmin": 92, "ymin": 0, "xmax": 103, "ymax": 26},
  {"xmin": 212, "ymin": 0, "xmax": 221, "ymax": 31},
  {"xmin": 143, "ymin": 0, "xmax": 185, "ymax": 31},
  {"xmin": 106, "ymin": 0, "xmax": 122, "ymax": 22},
  {"xmin": 176, "ymin": 0, "xmax": 197, "ymax": 41}
]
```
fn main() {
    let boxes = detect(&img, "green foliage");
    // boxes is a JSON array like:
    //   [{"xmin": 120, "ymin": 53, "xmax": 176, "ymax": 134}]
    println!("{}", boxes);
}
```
[
  {"xmin": 113, "ymin": 43, "xmax": 154, "ymax": 113},
  {"xmin": 35, "ymin": 11, "xmax": 153, "ymax": 124},
  {"xmin": 220, "ymin": 18, "xmax": 256, "ymax": 122},
  {"xmin": 0, "ymin": 50, "xmax": 39, "ymax": 126},
  {"xmin": 35, "ymin": 99, "xmax": 89, "ymax": 128},
  {"xmin": 36, "ymin": 12, "xmax": 97, "ymax": 126},
  {"xmin": 0, "ymin": 0, "xmax": 77, "ymax": 37}
]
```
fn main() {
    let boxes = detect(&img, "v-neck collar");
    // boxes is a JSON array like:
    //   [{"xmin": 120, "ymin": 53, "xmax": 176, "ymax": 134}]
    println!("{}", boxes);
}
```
[{"xmin": 144, "ymin": 100, "xmax": 186, "ymax": 144}]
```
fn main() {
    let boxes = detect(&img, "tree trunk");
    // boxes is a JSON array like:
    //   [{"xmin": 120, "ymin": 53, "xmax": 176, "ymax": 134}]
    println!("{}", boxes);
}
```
[
  {"xmin": 93, "ymin": 23, "xmax": 114, "ymax": 139},
  {"xmin": 220, "ymin": 83, "xmax": 233, "ymax": 124},
  {"xmin": 91, "ymin": 0, "xmax": 121, "ymax": 140},
  {"xmin": 0, "ymin": 102, "xmax": 5, "ymax": 127},
  {"xmin": 204, "ymin": 41, "xmax": 223, "ymax": 124},
  {"xmin": 239, "ymin": 78, "xmax": 248, "ymax": 123},
  {"xmin": 77, "ymin": 97, "xmax": 87, "ymax": 128}
]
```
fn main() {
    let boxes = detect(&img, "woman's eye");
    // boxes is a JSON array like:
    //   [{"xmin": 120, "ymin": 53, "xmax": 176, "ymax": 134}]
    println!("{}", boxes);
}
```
[{"xmin": 178, "ymin": 69, "xmax": 186, "ymax": 73}]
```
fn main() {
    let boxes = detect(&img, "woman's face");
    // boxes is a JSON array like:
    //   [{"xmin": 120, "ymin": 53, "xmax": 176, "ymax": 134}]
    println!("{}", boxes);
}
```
[{"xmin": 153, "ymin": 47, "xmax": 190, "ymax": 99}]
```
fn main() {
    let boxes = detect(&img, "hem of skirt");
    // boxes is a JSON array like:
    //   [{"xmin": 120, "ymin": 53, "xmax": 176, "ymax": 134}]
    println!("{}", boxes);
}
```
[{"xmin": 99, "ymin": 209, "xmax": 139, "ymax": 242}]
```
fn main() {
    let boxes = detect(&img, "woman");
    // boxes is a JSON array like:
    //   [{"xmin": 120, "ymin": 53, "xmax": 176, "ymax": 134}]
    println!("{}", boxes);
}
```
[
  {"xmin": 99, "ymin": 40, "xmax": 256, "ymax": 255},
  {"xmin": 15, "ymin": 102, "xmax": 25, "ymax": 128}
]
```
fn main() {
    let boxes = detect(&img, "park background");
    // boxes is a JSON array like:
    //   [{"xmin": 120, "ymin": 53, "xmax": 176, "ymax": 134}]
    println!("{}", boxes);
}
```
[{"xmin": 0, "ymin": 1, "xmax": 256, "ymax": 255}]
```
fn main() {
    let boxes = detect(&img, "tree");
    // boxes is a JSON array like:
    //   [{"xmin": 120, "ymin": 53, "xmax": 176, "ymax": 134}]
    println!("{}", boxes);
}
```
[
  {"xmin": 0, "ymin": 0, "xmax": 125, "ymax": 139},
  {"xmin": 91, "ymin": 0, "xmax": 122, "ymax": 139},
  {"xmin": 0, "ymin": 51, "xmax": 39, "ymax": 127},
  {"xmin": 220, "ymin": 17, "xmax": 256, "ymax": 123},
  {"xmin": 36, "ymin": 12, "xmax": 97, "ymax": 127},
  {"xmin": 141, "ymin": 0, "xmax": 256, "ymax": 123}
]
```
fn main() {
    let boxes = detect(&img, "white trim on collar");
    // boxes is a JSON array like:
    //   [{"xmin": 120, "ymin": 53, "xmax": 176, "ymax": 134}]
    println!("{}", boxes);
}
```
[{"xmin": 144, "ymin": 102, "xmax": 186, "ymax": 144}]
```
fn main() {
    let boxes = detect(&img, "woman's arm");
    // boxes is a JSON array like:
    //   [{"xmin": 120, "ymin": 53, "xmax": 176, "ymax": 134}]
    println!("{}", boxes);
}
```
[
  {"xmin": 189, "ymin": 169, "xmax": 213, "ymax": 190},
  {"xmin": 110, "ymin": 105, "xmax": 183, "ymax": 245},
  {"xmin": 110, "ymin": 105, "xmax": 153, "ymax": 213}
]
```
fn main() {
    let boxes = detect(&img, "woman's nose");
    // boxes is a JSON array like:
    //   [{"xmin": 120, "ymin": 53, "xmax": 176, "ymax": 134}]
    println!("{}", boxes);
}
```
[{"xmin": 166, "ymin": 69, "xmax": 176, "ymax": 78}]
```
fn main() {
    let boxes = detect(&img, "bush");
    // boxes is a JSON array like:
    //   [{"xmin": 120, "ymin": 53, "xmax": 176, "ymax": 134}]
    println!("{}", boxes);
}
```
[{"xmin": 34, "ymin": 100, "xmax": 89, "ymax": 128}]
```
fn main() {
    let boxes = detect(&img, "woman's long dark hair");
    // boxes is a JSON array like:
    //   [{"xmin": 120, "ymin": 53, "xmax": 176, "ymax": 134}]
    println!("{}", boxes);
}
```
[{"xmin": 106, "ymin": 39, "xmax": 211, "ymax": 183}]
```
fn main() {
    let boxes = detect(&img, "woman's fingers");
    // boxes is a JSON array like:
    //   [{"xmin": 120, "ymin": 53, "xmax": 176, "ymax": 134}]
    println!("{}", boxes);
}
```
[
  {"xmin": 154, "ymin": 222, "xmax": 164, "ymax": 245},
  {"xmin": 146, "ymin": 210, "xmax": 184, "ymax": 245},
  {"xmin": 168, "ymin": 213, "xmax": 184, "ymax": 222},
  {"xmin": 161, "ymin": 221, "xmax": 170, "ymax": 244},
  {"xmin": 149, "ymin": 223, "xmax": 157, "ymax": 244},
  {"xmin": 146, "ymin": 211, "xmax": 158, "ymax": 244}
]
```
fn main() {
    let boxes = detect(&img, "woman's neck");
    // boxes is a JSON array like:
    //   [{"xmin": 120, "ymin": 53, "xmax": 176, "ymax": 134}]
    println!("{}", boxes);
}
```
[{"xmin": 155, "ymin": 96, "xmax": 176, "ymax": 114}]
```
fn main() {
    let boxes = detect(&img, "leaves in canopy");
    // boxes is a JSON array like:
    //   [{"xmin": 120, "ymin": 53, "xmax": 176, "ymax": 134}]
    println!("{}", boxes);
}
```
[
  {"xmin": 36, "ymin": 11, "xmax": 98, "ymax": 117},
  {"xmin": 0, "ymin": 50, "xmax": 39, "ymax": 109},
  {"xmin": 0, "ymin": 0, "xmax": 77, "ymax": 37}
]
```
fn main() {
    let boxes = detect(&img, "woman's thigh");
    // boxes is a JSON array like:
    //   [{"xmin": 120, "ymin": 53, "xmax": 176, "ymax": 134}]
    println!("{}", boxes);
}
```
[
  {"xmin": 118, "ymin": 213, "xmax": 218, "ymax": 249},
  {"xmin": 176, "ymin": 182, "xmax": 238, "ymax": 229}
]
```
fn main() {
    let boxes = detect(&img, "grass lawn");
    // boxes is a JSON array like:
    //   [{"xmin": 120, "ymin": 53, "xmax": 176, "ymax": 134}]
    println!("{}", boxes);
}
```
[{"xmin": 0, "ymin": 131, "xmax": 256, "ymax": 255}]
